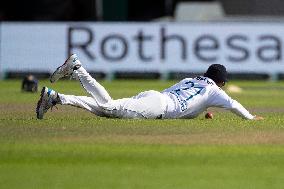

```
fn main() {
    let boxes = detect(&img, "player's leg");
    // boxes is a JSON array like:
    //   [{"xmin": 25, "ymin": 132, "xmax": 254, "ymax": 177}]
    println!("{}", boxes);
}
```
[
  {"xmin": 36, "ymin": 87, "xmax": 107, "ymax": 119},
  {"xmin": 58, "ymin": 94, "xmax": 106, "ymax": 116},
  {"xmin": 60, "ymin": 95, "xmax": 148, "ymax": 119},
  {"xmin": 73, "ymin": 66, "xmax": 112, "ymax": 106},
  {"xmin": 50, "ymin": 54, "xmax": 112, "ymax": 106},
  {"xmin": 48, "ymin": 54, "xmax": 166, "ymax": 119}
]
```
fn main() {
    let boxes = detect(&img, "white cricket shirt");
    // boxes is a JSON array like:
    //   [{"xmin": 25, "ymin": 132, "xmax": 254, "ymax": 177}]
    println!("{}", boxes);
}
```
[{"xmin": 161, "ymin": 76, "xmax": 254, "ymax": 119}]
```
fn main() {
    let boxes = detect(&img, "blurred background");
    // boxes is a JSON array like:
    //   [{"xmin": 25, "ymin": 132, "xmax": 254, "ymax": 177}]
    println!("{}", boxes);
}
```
[
  {"xmin": 0, "ymin": 0, "xmax": 284, "ymax": 81},
  {"xmin": 2, "ymin": 0, "xmax": 284, "ymax": 21}
]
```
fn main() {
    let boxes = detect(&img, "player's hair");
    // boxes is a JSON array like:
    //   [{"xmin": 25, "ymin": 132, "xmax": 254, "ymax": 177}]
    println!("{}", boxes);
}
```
[{"xmin": 204, "ymin": 64, "xmax": 228, "ymax": 83}]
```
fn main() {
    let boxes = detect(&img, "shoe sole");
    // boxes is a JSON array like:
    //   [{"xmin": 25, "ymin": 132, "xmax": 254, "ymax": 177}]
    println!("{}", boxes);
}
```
[
  {"xmin": 50, "ymin": 55, "xmax": 75, "ymax": 83},
  {"xmin": 36, "ymin": 87, "xmax": 47, "ymax": 119}
]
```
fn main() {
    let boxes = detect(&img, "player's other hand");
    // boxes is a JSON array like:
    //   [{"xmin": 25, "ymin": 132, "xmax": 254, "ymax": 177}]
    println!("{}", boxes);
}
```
[{"xmin": 253, "ymin": 115, "xmax": 264, "ymax": 120}]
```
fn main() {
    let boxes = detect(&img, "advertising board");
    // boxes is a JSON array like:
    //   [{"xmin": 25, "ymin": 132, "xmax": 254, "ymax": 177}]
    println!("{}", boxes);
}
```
[{"xmin": 1, "ymin": 22, "xmax": 283, "ymax": 78}]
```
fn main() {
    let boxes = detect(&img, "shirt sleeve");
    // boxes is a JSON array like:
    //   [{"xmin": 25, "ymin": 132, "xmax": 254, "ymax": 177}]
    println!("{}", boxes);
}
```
[{"xmin": 209, "ymin": 87, "xmax": 255, "ymax": 120}]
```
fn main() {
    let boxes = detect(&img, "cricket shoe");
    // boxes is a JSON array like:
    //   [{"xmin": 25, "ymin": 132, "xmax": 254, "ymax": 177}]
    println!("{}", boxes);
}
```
[
  {"xmin": 50, "ymin": 54, "xmax": 81, "ymax": 83},
  {"xmin": 36, "ymin": 87, "xmax": 59, "ymax": 119}
]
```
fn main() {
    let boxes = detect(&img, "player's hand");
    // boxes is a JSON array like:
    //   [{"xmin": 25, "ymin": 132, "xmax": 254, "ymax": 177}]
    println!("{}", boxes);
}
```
[{"xmin": 253, "ymin": 115, "xmax": 264, "ymax": 120}]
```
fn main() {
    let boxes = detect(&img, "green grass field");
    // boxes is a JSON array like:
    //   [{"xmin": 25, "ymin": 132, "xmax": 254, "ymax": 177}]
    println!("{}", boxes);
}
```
[{"xmin": 0, "ymin": 79, "xmax": 284, "ymax": 189}]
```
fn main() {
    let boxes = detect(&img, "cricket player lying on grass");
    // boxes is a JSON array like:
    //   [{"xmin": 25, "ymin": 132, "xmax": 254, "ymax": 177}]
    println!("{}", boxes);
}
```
[{"xmin": 36, "ymin": 54, "xmax": 263, "ymax": 120}]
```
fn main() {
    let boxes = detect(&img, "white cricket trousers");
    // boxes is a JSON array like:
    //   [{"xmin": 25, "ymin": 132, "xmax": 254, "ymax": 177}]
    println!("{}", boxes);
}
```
[{"xmin": 58, "ymin": 67, "xmax": 169, "ymax": 119}]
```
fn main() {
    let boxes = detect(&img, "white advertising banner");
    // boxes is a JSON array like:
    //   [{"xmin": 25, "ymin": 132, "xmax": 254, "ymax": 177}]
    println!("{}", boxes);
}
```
[{"xmin": 0, "ymin": 22, "xmax": 284, "ymax": 75}]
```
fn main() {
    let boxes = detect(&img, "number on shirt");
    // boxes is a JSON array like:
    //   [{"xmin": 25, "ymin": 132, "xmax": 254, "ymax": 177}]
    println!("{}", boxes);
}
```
[{"xmin": 170, "ymin": 81, "xmax": 204, "ymax": 111}]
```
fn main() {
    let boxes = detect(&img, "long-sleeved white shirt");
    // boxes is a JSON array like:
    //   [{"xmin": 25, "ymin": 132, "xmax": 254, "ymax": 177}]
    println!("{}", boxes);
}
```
[{"xmin": 162, "ymin": 76, "xmax": 254, "ymax": 119}]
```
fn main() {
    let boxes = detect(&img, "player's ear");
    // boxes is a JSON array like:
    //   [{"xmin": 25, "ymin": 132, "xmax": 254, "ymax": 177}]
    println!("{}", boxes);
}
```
[{"xmin": 216, "ymin": 82, "xmax": 225, "ymax": 88}]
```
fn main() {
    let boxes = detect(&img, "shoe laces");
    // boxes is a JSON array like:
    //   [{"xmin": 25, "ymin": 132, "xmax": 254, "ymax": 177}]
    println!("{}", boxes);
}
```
[
  {"xmin": 44, "ymin": 98, "xmax": 58, "ymax": 112},
  {"xmin": 50, "ymin": 105, "xmax": 58, "ymax": 112},
  {"xmin": 70, "ymin": 71, "xmax": 79, "ymax": 80}
]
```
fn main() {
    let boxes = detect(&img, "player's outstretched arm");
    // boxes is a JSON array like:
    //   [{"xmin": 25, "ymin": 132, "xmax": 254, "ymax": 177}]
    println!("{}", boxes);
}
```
[{"xmin": 210, "ymin": 89, "xmax": 257, "ymax": 120}]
